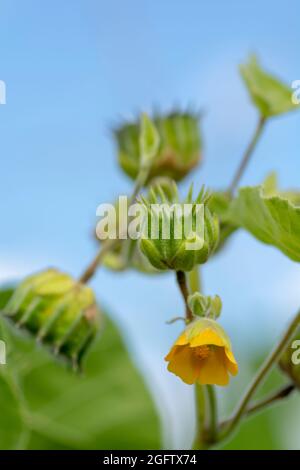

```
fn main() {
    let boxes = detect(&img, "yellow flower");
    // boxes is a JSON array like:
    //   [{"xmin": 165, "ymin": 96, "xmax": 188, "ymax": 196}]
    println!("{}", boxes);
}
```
[{"xmin": 165, "ymin": 318, "xmax": 238, "ymax": 386}]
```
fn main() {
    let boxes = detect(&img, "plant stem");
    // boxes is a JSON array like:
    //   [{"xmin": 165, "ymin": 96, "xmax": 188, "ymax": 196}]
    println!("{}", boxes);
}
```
[
  {"xmin": 228, "ymin": 115, "xmax": 266, "ymax": 196},
  {"xmin": 175, "ymin": 270, "xmax": 193, "ymax": 322},
  {"xmin": 79, "ymin": 170, "xmax": 147, "ymax": 284},
  {"xmin": 78, "ymin": 240, "xmax": 115, "ymax": 284},
  {"xmin": 189, "ymin": 266, "xmax": 202, "ymax": 294},
  {"xmin": 245, "ymin": 383, "xmax": 295, "ymax": 417},
  {"xmin": 206, "ymin": 384, "xmax": 218, "ymax": 443},
  {"xmin": 193, "ymin": 384, "xmax": 208, "ymax": 449},
  {"xmin": 219, "ymin": 309, "xmax": 300, "ymax": 441}
]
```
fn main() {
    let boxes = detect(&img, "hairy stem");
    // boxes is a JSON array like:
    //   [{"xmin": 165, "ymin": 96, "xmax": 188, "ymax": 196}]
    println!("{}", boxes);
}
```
[
  {"xmin": 245, "ymin": 383, "xmax": 295, "ymax": 417},
  {"xmin": 228, "ymin": 115, "xmax": 266, "ymax": 196},
  {"xmin": 175, "ymin": 270, "xmax": 193, "ymax": 322},
  {"xmin": 219, "ymin": 309, "xmax": 300, "ymax": 441}
]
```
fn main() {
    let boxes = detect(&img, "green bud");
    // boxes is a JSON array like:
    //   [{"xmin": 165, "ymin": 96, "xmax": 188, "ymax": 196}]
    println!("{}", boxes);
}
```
[
  {"xmin": 188, "ymin": 292, "xmax": 222, "ymax": 319},
  {"xmin": 139, "ymin": 184, "xmax": 219, "ymax": 272},
  {"xmin": 3, "ymin": 269, "xmax": 100, "ymax": 367},
  {"xmin": 279, "ymin": 326, "xmax": 300, "ymax": 389},
  {"xmin": 114, "ymin": 110, "xmax": 202, "ymax": 184}
]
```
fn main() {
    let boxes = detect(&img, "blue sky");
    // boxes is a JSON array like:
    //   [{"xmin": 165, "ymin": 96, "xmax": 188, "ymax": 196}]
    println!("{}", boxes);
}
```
[{"xmin": 0, "ymin": 0, "xmax": 300, "ymax": 447}]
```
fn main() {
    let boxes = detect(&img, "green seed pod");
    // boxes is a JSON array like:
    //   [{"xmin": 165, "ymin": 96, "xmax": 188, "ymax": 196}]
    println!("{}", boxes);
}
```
[
  {"xmin": 2, "ymin": 269, "xmax": 100, "ymax": 367},
  {"xmin": 139, "ymin": 184, "xmax": 219, "ymax": 271},
  {"xmin": 114, "ymin": 110, "xmax": 202, "ymax": 184},
  {"xmin": 279, "ymin": 326, "xmax": 300, "ymax": 389}
]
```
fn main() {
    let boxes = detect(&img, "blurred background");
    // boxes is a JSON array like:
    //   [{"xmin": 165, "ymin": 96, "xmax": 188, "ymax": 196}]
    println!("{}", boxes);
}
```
[{"xmin": 0, "ymin": 0, "xmax": 300, "ymax": 449}]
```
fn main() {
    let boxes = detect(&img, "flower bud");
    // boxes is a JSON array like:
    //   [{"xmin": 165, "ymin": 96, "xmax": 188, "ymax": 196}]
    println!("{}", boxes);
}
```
[
  {"xmin": 188, "ymin": 292, "xmax": 222, "ymax": 319},
  {"xmin": 114, "ymin": 110, "xmax": 202, "ymax": 184},
  {"xmin": 279, "ymin": 326, "xmax": 300, "ymax": 389},
  {"xmin": 139, "ymin": 184, "xmax": 219, "ymax": 271},
  {"xmin": 3, "ymin": 269, "xmax": 100, "ymax": 366}
]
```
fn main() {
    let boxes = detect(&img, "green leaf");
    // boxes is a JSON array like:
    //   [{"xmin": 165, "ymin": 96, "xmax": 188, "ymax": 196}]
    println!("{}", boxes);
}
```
[
  {"xmin": 0, "ymin": 373, "xmax": 27, "ymax": 449},
  {"xmin": 0, "ymin": 288, "xmax": 161, "ymax": 449},
  {"xmin": 139, "ymin": 113, "xmax": 160, "ymax": 170},
  {"xmin": 240, "ymin": 56, "xmax": 299, "ymax": 117},
  {"xmin": 228, "ymin": 183, "xmax": 300, "ymax": 262},
  {"xmin": 208, "ymin": 191, "xmax": 238, "ymax": 255}
]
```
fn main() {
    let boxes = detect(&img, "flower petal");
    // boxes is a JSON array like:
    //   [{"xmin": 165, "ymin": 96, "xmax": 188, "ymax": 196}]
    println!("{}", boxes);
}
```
[
  {"xmin": 189, "ymin": 327, "xmax": 225, "ymax": 348},
  {"xmin": 164, "ymin": 333, "xmax": 189, "ymax": 362},
  {"xmin": 225, "ymin": 348, "xmax": 238, "ymax": 376},
  {"xmin": 164, "ymin": 345, "xmax": 179, "ymax": 361},
  {"xmin": 166, "ymin": 345, "xmax": 198, "ymax": 385},
  {"xmin": 197, "ymin": 347, "xmax": 229, "ymax": 386},
  {"xmin": 175, "ymin": 332, "xmax": 189, "ymax": 346}
]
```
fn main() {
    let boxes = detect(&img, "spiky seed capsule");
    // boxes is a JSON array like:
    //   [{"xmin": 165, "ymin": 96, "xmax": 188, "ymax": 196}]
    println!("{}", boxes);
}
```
[
  {"xmin": 139, "ymin": 183, "xmax": 219, "ymax": 272},
  {"xmin": 2, "ymin": 269, "xmax": 100, "ymax": 367},
  {"xmin": 114, "ymin": 111, "xmax": 202, "ymax": 184}
]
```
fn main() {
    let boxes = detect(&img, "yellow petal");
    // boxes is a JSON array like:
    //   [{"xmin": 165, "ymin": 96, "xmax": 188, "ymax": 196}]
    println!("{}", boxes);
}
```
[
  {"xmin": 166, "ymin": 345, "xmax": 198, "ymax": 385},
  {"xmin": 189, "ymin": 327, "xmax": 225, "ymax": 348},
  {"xmin": 197, "ymin": 347, "xmax": 229, "ymax": 386},
  {"xmin": 175, "ymin": 332, "xmax": 189, "ymax": 346},
  {"xmin": 165, "ymin": 332, "xmax": 189, "ymax": 362},
  {"xmin": 164, "ymin": 345, "xmax": 179, "ymax": 361},
  {"xmin": 225, "ymin": 348, "xmax": 238, "ymax": 376}
]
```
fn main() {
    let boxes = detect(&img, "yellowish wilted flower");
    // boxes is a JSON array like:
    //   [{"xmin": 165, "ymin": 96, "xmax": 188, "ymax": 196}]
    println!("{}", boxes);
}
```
[{"xmin": 165, "ymin": 318, "xmax": 238, "ymax": 386}]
